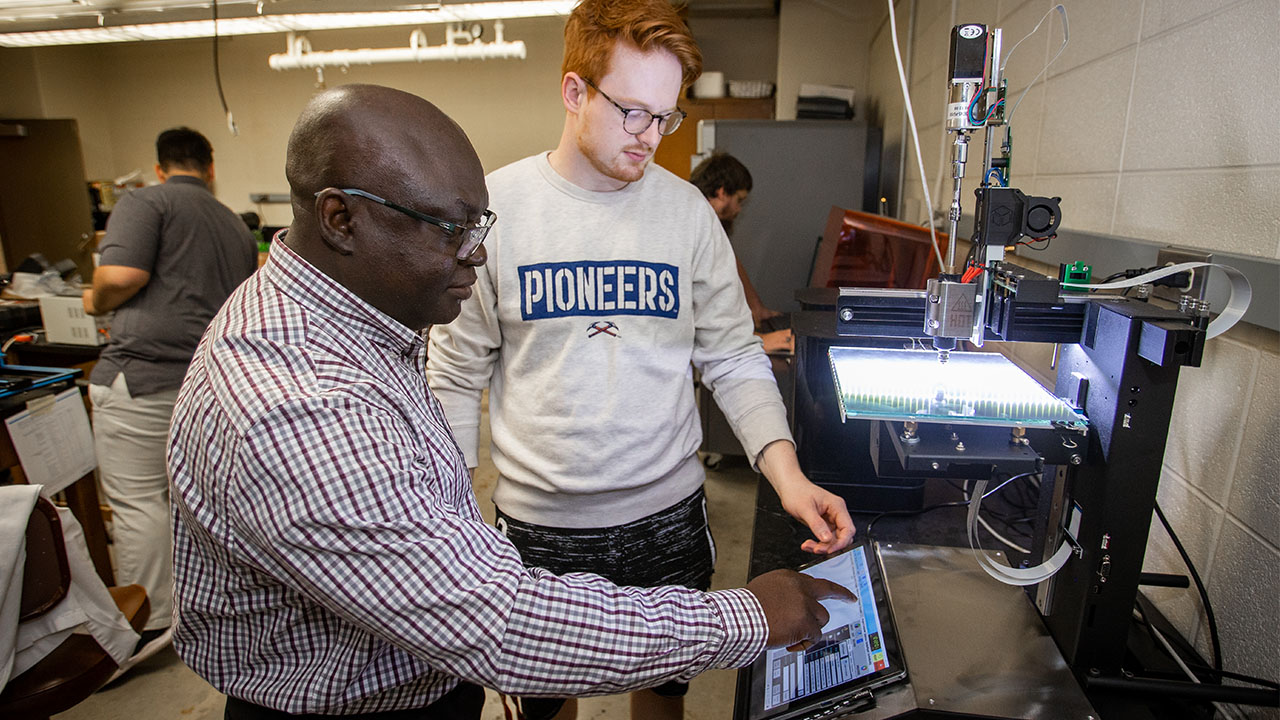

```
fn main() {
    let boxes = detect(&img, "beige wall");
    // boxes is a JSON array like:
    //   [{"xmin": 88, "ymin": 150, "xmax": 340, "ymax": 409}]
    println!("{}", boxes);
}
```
[
  {"xmin": 2, "ymin": 17, "xmax": 571, "ymax": 227},
  {"xmin": 0, "ymin": 47, "xmax": 44, "ymax": 117},
  {"xmin": 688, "ymin": 15, "xmax": 779, "ymax": 88},
  {"xmin": 1, "ymin": 12, "xmax": 788, "ymax": 229},
  {"xmin": 776, "ymin": 0, "xmax": 883, "ymax": 121},
  {"xmin": 875, "ymin": 0, "xmax": 1279, "ymax": 698}
]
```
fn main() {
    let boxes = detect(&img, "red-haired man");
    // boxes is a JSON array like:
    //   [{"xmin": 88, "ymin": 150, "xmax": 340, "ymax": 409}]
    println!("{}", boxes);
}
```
[{"xmin": 428, "ymin": 4, "xmax": 856, "ymax": 718}]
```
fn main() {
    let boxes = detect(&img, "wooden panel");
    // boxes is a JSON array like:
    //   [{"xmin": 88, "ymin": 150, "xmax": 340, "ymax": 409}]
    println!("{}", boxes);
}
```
[
  {"xmin": 0, "ymin": 119, "xmax": 97, "ymax": 278},
  {"xmin": 653, "ymin": 97, "xmax": 774, "ymax": 180}
]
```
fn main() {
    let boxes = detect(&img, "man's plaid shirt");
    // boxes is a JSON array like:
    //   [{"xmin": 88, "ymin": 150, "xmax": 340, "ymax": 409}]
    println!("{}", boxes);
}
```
[{"xmin": 167, "ymin": 239, "xmax": 767, "ymax": 714}]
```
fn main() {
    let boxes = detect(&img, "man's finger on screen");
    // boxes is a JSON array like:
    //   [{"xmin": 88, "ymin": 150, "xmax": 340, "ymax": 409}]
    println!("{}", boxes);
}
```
[{"xmin": 808, "ymin": 576, "xmax": 857, "ymax": 603}]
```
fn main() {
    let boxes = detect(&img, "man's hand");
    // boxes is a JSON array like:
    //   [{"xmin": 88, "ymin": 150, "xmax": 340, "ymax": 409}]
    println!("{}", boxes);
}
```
[
  {"xmin": 775, "ymin": 481, "xmax": 855, "ymax": 555},
  {"xmin": 758, "ymin": 441, "xmax": 855, "ymax": 555},
  {"xmin": 746, "ymin": 569, "xmax": 857, "ymax": 650},
  {"xmin": 751, "ymin": 304, "xmax": 783, "ymax": 330},
  {"xmin": 758, "ymin": 328, "xmax": 793, "ymax": 354}
]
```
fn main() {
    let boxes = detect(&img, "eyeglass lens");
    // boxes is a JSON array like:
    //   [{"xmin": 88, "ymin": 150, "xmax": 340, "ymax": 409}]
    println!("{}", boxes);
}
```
[
  {"xmin": 587, "ymin": 79, "xmax": 684, "ymax": 137},
  {"xmin": 622, "ymin": 109, "xmax": 683, "ymax": 136},
  {"xmin": 455, "ymin": 211, "xmax": 495, "ymax": 259}
]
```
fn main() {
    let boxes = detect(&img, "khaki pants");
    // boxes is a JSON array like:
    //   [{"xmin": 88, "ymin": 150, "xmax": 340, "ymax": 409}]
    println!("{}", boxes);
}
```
[{"xmin": 90, "ymin": 373, "xmax": 178, "ymax": 631}]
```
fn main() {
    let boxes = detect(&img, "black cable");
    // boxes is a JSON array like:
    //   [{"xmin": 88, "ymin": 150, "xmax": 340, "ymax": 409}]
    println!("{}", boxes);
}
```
[
  {"xmin": 865, "ymin": 471, "xmax": 1040, "ymax": 539},
  {"xmin": 1013, "ymin": 478, "xmax": 1040, "ymax": 511},
  {"xmin": 988, "ymin": 481, "xmax": 1038, "ymax": 513},
  {"xmin": 981, "ymin": 470, "xmax": 1037, "ymax": 498},
  {"xmin": 211, "ymin": 0, "xmax": 236, "ymax": 133},
  {"xmin": 863, "ymin": 499, "xmax": 969, "ymax": 539},
  {"xmin": 1017, "ymin": 234, "xmax": 1054, "ymax": 251},
  {"xmin": 1153, "ymin": 503, "xmax": 1222, "ymax": 673},
  {"xmin": 981, "ymin": 511, "xmax": 1035, "ymax": 543},
  {"xmin": 1133, "ymin": 599, "xmax": 1278, "ymax": 690}
]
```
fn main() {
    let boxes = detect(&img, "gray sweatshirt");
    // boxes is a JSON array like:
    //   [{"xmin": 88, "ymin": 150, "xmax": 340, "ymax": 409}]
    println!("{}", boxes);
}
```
[{"xmin": 427, "ymin": 153, "xmax": 791, "ymax": 528}]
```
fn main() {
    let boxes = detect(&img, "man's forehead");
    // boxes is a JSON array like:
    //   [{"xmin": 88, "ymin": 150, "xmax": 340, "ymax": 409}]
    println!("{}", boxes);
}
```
[
  {"xmin": 596, "ymin": 43, "xmax": 683, "ymax": 104},
  {"xmin": 404, "ymin": 164, "xmax": 488, "ymax": 218}
]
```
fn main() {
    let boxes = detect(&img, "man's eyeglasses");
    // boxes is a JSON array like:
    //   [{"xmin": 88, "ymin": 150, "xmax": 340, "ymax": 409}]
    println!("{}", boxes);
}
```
[
  {"xmin": 320, "ymin": 188, "xmax": 495, "ymax": 259},
  {"xmin": 583, "ymin": 78, "xmax": 686, "ymax": 137}
]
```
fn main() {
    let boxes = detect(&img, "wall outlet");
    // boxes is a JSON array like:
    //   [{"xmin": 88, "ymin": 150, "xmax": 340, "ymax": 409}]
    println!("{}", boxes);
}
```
[{"xmin": 1153, "ymin": 246, "xmax": 1212, "ymax": 304}]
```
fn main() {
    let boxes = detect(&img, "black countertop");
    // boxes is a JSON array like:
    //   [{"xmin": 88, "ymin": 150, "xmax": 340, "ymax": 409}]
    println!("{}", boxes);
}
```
[{"xmin": 746, "ymin": 474, "xmax": 1036, "ymax": 580}]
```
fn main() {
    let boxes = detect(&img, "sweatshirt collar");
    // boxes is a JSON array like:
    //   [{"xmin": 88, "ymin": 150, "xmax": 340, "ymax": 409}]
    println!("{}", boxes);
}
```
[{"xmin": 534, "ymin": 151, "xmax": 648, "ymax": 205}]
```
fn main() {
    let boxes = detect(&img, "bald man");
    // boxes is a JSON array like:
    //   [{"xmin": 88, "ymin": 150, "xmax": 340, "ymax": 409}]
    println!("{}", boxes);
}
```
[{"xmin": 166, "ymin": 84, "xmax": 850, "ymax": 720}]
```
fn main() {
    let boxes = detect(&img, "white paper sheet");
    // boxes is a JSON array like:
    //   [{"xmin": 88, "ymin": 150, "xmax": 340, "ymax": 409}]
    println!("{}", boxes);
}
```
[{"xmin": 4, "ymin": 387, "xmax": 96, "ymax": 495}]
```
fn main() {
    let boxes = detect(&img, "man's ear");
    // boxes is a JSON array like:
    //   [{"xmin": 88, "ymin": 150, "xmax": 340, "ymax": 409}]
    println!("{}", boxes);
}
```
[
  {"xmin": 708, "ymin": 187, "xmax": 730, "ymax": 214},
  {"xmin": 562, "ymin": 72, "xmax": 588, "ymax": 114},
  {"xmin": 155, "ymin": 163, "xmax": 168, "ymax": 182},
  {"xmin": 314, "ymin": 189, "xmax": 356, "ymax": 256}
]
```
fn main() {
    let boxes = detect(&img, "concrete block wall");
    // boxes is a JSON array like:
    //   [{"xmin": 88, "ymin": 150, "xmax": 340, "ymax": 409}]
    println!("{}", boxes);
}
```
[{"xmin": 870, "ymin": 0, "xmax": 1279, "ymax": 709}]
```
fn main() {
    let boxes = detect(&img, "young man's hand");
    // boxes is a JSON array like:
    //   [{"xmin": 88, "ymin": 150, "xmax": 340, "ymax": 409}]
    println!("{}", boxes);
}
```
[
  {"xmin": 758, "ymin": 441, "xmax": 856, "ymax": 555},
  {"xmin": 758, "ymin": 329, "xmax": 793, "ymax": 354},
  {"xmin": 751, "ymin": 304, "xmax": 783, "ymax": 330},
  {"xmin": 775, "ymin": 481, "xmax": 856, "ymax": 555}
]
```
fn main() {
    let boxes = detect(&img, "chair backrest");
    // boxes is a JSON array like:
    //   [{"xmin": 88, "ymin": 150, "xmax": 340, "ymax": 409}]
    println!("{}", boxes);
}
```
[{"xmin": 19, "ymin": 497, "xmax": 71, "ymax": 621}]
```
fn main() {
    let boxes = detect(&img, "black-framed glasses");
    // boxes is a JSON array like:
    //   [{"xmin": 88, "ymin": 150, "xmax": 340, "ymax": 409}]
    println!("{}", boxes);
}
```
[
  {"xmin": 320, "ymin": 188, "xmax": 495, "ymax": 259},
  {"xmin": 583, "ymin": 78, "xmax": 686, "ymax": 137}
]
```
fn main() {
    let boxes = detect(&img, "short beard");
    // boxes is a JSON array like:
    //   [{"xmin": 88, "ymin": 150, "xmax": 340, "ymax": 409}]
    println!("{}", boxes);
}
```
[{"xmin": 577, "ymin": 130, "xmax": 647, "ymax": 185}]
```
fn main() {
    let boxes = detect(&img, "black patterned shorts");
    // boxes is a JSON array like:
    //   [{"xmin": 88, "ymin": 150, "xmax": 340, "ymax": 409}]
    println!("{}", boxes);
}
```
[{"xmin": 494, "ymin": 487, "xmax": 716, "ymax": 717}]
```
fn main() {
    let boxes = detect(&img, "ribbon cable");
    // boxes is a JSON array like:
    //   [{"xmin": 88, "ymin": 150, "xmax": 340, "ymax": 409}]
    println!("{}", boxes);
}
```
[
  {"xmin": 968, "ymin": 479, "xmax": 1073, "ymax": 586},
  {"xmin": 1062, "ymin": 261, "xmax": 1252, "ymax": 339},
  {"xmin": 968, "ymin": 262, "xmax": 1252, "ymax": 585}
]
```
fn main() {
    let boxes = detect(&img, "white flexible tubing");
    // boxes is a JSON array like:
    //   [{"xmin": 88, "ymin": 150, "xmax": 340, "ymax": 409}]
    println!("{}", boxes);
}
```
[{"xmin": 887, "ymin": 0, "xmax": 945, "ymax": 272}]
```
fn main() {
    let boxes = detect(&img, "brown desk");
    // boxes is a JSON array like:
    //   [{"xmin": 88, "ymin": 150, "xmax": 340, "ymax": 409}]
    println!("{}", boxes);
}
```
[{"xmin": 6, "ymin": 340, "xmax": 103, "ymax": 379}]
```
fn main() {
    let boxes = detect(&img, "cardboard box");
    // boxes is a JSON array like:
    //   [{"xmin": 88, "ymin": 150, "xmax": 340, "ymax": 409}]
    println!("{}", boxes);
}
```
[{"xmin": 38, "ymin": 295, "xmax": 107, "ymax": 346}]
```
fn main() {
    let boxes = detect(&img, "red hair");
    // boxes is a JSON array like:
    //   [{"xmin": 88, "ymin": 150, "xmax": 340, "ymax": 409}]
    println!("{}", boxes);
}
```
[{"xmin": 562, "ymin": 0, "xmax": 703, "ymax": 89}]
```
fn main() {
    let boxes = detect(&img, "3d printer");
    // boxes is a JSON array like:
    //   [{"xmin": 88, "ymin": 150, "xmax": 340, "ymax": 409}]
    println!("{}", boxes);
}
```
[{"xmin": 780, "ymin": 16, "xmax": 1269, "ymax": 720}]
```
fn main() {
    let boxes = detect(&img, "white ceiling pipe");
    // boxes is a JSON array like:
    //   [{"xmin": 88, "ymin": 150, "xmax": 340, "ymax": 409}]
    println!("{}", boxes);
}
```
[
  {"xmin": 268, "ymin": 39, "xmax": 525, "ymax": 69},
  {"xmin": 268, "ymin": 21, "xmax": 525, "ymax": 70}
]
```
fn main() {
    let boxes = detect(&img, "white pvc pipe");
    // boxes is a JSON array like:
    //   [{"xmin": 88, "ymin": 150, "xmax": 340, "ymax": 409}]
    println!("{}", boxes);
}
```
[{"xmin": 268, "ymin": 39, "xmax": 525, "ymax": 69}]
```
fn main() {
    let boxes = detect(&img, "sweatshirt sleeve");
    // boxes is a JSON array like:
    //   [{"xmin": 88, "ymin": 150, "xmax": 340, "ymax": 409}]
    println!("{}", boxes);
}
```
[
  {"xmin": 426, "ymin": 257, "xmax": 502, "ymax": 468},
  {"xmin": 688, "ymin": 203, "xmax": 794, "ymax": 466}
]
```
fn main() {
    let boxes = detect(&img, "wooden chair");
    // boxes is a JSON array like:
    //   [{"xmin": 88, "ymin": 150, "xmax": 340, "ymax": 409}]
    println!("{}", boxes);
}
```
[{"xmin": 0, "ymin": 497, "xmax": 149, "ymax": 720}]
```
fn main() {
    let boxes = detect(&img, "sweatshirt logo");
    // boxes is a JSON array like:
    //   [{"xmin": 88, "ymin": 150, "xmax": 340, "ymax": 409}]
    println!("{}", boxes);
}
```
[
  {"xmin": 518, "ymin": 260, "xmax": 679, "ymax": 321},
  {"xmin": 587, "ymin": 321, "xmax": 619, "ymax": 338}
]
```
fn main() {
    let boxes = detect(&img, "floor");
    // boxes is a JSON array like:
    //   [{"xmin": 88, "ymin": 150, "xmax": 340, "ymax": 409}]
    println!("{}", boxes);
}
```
[{"xmin": 53, "ymin": 400, "xmax": 762, "ymax": 720}]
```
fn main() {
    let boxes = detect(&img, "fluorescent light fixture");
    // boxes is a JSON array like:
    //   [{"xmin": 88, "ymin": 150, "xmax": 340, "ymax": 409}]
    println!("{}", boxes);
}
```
[{"xmin": 0, "ymin": 1, "xmax": 575, "ymax": 47}]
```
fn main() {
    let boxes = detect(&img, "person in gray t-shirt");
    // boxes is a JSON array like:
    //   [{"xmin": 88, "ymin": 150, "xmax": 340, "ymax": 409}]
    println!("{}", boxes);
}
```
[{"xmin": 82, "ymin": 127, "xmax": 256, "ymax": 672}]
